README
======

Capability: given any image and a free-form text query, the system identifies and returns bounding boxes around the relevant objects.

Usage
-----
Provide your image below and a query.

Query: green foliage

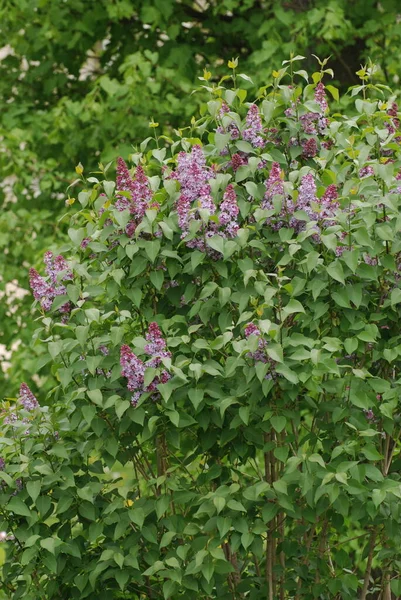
[2,58,401,598]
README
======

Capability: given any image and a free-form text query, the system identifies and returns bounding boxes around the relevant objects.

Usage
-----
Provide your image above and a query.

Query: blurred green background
[1,0,401,396]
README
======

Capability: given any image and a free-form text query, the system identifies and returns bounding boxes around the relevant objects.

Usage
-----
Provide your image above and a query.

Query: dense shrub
[5,0,401,394]
[2,57,401,599]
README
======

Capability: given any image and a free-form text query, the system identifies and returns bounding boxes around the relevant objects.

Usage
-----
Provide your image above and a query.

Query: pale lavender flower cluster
[29,251,72,314]
[19,383,39,411]
[242,104,264,148]
[263,170,339,235]
[385,102,399,135]
[144,322,172,368]
[314,82,328,114]
[2,383,38,437]
[300,113,320,135]
[359,165,374,178]
[261,162,295,230]
[115,158,153,237]
[219,184,239,238]
[364,254,378,266]
[120,323,171,406]
[174,145,215,238]
[244,323,269,364]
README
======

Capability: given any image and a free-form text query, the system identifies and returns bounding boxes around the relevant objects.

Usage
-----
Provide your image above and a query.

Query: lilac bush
[2,57,401,600]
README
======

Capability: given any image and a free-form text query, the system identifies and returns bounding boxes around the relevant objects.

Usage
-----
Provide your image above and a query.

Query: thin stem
[359,528,377,600]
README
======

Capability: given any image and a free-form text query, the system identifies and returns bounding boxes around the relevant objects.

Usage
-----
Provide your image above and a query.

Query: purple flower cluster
[19,383,39,411]
[386,102,399,135]
[302,138,318,158]
[219,184,239,238]
[120,323,171,406]
[314,82,328,114]
[263,171,339,234]
[115,158,153,237]
[244,323,269,364]
[359,165,374,178]
[242,104,264,148]
[144,322,172,367]
[174,145,215,237]
[29,251,72,314]
[230,153,247,172]
[300,113,320,135]
[262,163,295,229]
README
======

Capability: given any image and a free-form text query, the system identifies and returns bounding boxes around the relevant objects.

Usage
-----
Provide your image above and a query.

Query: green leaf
[326,261,345,285]
[282,299,305,317]
[270,416,287,433]
[199,281,218,299]
[27,480,41,503]
[8,497,31,517]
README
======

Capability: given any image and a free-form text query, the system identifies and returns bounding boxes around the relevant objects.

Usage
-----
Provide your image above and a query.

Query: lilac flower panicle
[174,145,215,237]
[231,153,247,171]
[302,138,318,158]
[262,162,284,205]
[120,345,145,406]
[29,251,72,314]
[115,158,152,220]
[300,113,319,135]
[219,184,239,238]
[29,268,54,311]
[244,323,269,364]
[314,82,328,114]
[242,104,264,148]
[297,173,317,218]
[359,165,374,178]
[19,383,39,411]
[244,323,261,338]
[144,322,172,367]
[121,323,172,405]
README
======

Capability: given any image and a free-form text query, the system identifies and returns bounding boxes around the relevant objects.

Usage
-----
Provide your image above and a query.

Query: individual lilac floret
[19,383,39,411]
[99,345,109,356]
[219,184,239,238]
[115,158,152,220]
[242,104,264,148]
